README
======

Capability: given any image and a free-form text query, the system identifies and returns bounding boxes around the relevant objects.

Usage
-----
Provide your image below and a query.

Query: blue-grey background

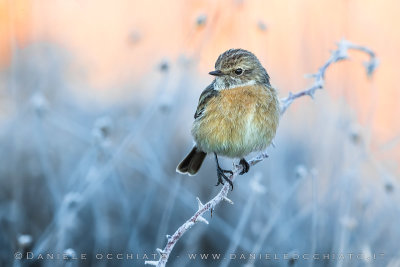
[1,1,400,267]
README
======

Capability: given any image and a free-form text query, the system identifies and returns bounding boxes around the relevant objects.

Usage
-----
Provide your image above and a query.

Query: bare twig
[145,154,268,267]
[146,39,377,267]
[279,38,378,114]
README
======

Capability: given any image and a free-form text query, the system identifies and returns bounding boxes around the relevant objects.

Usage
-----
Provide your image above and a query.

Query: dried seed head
[64,248,76,261]
[196,14,207,26]
[18,235,33,249]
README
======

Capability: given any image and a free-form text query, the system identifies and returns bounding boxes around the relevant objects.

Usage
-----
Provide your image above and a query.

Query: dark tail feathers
[176,146,207,176]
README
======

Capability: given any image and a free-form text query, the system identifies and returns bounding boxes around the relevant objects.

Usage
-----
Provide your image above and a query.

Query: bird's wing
[194,82,219,119]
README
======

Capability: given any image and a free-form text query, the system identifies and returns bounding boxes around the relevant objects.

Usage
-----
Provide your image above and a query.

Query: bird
[176,49,280,190]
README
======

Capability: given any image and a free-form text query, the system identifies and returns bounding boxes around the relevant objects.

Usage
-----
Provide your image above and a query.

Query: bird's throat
[213,78,256,91]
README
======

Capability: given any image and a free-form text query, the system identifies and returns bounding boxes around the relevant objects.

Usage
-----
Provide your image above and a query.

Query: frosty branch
[280,39,378,114]
[146,39,377,267]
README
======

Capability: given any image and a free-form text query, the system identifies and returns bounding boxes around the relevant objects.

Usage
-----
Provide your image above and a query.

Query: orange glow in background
[1,0,399,168]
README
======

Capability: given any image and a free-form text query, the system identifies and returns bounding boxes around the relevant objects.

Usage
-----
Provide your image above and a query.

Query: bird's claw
[215,173,224,186]
[239,158,250,175]
[216,167,233,190]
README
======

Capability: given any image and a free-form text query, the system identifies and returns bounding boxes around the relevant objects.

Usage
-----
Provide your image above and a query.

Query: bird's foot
[216,167,233,190]
[239,158,250,175]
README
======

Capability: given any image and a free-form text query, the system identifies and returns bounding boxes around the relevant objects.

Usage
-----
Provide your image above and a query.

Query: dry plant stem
[146,39,377,267]
[279,39,378,114]
[145,154,267,267]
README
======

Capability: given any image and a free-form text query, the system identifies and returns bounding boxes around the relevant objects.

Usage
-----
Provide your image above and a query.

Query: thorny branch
[145,39,378,267]
[279,39,378,114]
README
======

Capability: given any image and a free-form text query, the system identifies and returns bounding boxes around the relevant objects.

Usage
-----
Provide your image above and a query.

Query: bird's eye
[235,68,243,75]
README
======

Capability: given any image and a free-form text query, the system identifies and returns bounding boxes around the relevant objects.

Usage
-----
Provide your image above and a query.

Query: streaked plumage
[177,49,280,189]
[192,83,279,158]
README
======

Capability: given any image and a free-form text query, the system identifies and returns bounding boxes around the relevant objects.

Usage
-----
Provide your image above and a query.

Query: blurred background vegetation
[0,0,399,266]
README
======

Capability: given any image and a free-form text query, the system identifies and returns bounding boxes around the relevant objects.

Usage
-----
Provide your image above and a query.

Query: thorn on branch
[223,196,234,205]
[156,248,166,255]
[196,197,204,210]
[196,215,209,224]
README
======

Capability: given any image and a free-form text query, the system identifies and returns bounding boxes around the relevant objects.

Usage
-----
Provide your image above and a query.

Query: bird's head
[209,49,270,90]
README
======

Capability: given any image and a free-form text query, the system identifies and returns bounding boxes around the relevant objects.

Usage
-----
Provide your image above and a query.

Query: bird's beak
[209,70,224,76]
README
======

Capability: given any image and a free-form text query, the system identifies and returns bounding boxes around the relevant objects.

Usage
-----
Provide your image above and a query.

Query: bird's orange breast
[192,84,280,158]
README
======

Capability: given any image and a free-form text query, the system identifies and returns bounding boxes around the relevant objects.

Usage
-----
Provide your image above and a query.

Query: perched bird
[176,49,280,190]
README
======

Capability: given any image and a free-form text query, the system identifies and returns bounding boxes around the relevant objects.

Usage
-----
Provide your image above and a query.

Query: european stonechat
[177,49,280,190]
